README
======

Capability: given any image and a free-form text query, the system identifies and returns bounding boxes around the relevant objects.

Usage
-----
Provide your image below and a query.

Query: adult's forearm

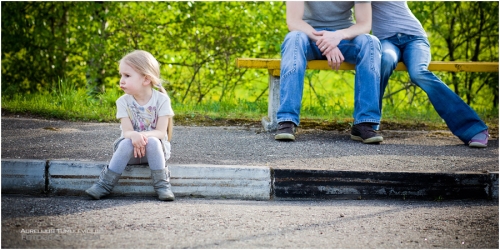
[337,22,371,41]
[287,20,321,42]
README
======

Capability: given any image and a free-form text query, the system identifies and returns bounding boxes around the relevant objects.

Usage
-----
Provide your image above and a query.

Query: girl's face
[119,61,149,96]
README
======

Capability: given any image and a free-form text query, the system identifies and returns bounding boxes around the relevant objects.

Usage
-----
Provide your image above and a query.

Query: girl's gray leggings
[108,138,165,174]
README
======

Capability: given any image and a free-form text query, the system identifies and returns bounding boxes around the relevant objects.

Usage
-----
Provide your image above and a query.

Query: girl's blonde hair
[120,50,173,141]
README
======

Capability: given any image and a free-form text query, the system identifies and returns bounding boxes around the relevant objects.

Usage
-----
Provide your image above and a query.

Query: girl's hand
[131,132,148,158]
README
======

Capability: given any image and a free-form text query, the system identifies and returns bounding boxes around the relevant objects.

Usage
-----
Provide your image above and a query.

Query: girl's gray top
[303,1,370,30]
[371,1,427,40]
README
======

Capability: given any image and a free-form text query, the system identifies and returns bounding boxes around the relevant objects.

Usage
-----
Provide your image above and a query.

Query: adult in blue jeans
[275,1,383,143]
[371,1,489,148]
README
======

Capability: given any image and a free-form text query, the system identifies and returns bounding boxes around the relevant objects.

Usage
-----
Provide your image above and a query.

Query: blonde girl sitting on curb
[86,50,175,201]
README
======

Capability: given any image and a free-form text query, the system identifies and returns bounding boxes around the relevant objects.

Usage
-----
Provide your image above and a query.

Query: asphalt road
[1,195,498,249]
[1,116,498,173]
[1,116,499,248]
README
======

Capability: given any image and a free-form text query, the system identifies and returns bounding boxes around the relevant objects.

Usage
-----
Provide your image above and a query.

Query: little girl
[86,50,175,201]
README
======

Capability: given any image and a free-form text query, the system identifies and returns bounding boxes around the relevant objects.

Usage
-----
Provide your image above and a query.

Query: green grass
[3,91,498,130]
[172,99,268,120]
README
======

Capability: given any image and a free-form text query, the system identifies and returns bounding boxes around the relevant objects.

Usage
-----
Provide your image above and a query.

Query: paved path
[1,116,498,173]
[1,195,498,248]
[1,116,498,248]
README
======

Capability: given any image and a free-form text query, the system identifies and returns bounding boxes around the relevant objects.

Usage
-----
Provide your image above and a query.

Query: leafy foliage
[1,1,498,114]
[385,2,499,108]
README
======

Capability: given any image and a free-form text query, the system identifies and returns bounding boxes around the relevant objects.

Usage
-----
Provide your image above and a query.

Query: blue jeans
[277,30,382,126]
[379,34,487,143]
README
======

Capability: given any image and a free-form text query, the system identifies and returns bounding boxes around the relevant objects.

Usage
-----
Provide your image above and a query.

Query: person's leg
[339,34,382,125]
[108,138,166,169]
[275,30,324,141]
[86,139,136,199]
[339,34,383,143]
[379,39,401,113]
[276,31,323,126]
[401,37,488,143]
[372,38,402,131]
[108,139,137,174]
[145,138,165,170]
[146,138,174,201]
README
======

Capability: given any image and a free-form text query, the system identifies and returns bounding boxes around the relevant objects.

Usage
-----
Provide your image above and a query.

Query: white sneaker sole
[275,133,295,141]
[469,142,487,148]
[351,135,383,144]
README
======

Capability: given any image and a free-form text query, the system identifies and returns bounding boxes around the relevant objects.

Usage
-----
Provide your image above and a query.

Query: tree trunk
[86,1,107,96]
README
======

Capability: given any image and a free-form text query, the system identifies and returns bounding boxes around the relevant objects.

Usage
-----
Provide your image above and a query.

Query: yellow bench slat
[237,58,499,76]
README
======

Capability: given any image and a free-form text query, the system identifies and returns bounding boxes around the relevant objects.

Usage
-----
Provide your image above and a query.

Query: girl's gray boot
[85,166,121,200]
[151,168,175,201]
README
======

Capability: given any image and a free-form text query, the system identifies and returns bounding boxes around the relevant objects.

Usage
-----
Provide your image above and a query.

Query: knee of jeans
[381,52,398,70]
[408,67,431,83]
[283,31,309,48]
[281,31,308,77]
[355,34,381,48]
[369,34,381,46]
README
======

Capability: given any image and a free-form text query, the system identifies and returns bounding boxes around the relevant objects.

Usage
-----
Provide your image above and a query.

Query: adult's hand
[325,47,345,71]
[313,30,345,56]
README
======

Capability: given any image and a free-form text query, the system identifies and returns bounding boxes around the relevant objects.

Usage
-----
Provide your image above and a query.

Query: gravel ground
[1,195,498,249]
[1,116,498,173]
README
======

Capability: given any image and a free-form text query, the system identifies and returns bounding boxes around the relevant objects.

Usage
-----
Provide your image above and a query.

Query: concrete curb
[1,159,498,201]
[2,159,271,200]
[273,169,499,200]
[1,159,46,194]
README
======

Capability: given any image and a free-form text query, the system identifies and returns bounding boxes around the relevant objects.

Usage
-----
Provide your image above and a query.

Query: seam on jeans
[354,34,380,78]
[277,118,298,126]
[367,35,380,77]
[345,36,378,76]
[354,119,379,125]
[281,32,305,79]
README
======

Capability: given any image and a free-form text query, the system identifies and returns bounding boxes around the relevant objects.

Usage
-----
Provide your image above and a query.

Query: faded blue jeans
[277,29,382,126]
[379,34,487,143]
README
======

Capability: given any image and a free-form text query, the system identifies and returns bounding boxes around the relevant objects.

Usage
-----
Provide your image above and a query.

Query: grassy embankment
[2,72,498,135]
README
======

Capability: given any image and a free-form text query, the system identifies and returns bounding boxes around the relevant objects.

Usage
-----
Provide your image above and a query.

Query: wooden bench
[236,58,499,131]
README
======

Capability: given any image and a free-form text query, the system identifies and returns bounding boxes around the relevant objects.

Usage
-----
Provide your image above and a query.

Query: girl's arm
[121,117,148,158]
[138,115,170,139]
[122,115,170,140]
[121,116,170,158]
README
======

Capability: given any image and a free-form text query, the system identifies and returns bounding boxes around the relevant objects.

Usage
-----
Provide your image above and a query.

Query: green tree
[398,2,499,108]
[2,1,497,112]
[85,1,109,96]
[2,2,72,94]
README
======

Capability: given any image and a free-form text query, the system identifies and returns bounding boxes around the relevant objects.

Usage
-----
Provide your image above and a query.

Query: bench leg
[262,74,280,131]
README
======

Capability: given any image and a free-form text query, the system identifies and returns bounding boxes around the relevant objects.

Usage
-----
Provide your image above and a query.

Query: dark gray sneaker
[351,123,383,144]
[275,122,296,141]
